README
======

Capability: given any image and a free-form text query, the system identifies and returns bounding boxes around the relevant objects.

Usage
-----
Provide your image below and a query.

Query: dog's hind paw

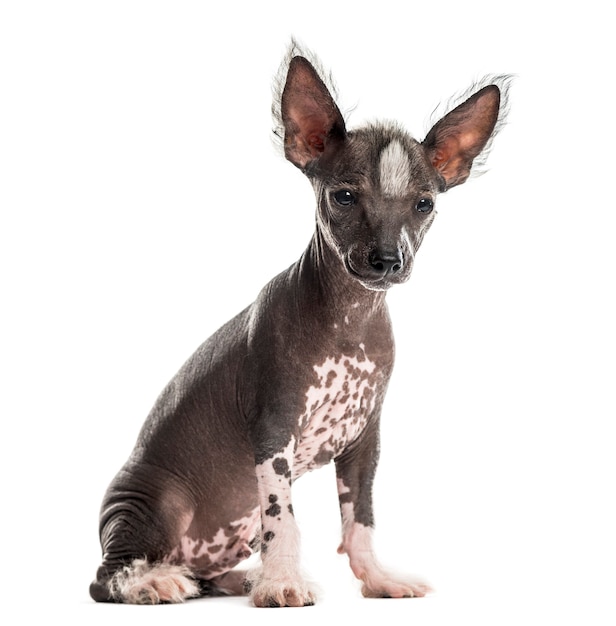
[108,559,200,604]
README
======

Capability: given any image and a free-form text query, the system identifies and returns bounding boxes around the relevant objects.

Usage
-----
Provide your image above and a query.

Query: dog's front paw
[248,569,316,607]
[360,572,432,599]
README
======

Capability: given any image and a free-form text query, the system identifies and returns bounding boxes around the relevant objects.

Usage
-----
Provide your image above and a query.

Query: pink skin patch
[295,346,378,475]
[164,508,261,576]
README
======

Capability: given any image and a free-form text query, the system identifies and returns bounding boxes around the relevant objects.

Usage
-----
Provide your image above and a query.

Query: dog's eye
[416,198,434,214]
[333,190,356,206]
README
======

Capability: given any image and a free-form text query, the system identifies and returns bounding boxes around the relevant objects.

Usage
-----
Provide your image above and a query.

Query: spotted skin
[91,43,507,607]
[163,507,260,575]
[288,347,379,476]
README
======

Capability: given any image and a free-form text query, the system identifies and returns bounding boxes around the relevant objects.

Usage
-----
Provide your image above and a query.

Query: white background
[1,1,614,624]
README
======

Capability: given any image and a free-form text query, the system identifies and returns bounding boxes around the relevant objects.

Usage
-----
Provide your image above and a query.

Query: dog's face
[308,125,441,291]
[277,53,503,292]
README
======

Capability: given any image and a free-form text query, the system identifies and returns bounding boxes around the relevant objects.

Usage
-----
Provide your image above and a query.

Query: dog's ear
[422,85,501,189]
[281,56,346,170]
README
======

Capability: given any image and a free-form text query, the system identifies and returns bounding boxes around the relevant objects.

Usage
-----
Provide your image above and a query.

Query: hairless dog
[90,41,510,607]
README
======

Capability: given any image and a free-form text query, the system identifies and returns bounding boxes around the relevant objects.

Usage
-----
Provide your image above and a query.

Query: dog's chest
[293,346,380,476]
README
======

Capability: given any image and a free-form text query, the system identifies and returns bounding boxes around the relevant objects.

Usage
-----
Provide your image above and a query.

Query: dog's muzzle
[345,244,412,290]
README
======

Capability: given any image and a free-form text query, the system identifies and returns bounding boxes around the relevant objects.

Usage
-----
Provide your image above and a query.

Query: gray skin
[90,49,504,606]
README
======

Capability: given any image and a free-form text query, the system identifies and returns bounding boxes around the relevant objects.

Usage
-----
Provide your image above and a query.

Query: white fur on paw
[247,567,316,607]
[109,559,200,604]
[360,572,432,599]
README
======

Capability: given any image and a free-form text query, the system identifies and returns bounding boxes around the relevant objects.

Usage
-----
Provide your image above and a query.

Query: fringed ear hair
[423,75,512,189]
[274,42,347,170]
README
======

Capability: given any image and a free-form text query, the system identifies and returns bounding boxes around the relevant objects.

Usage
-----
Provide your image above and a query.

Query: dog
[90,41,510,607]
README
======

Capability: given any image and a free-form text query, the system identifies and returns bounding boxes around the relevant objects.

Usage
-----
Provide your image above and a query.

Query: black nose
[369,248,403,275]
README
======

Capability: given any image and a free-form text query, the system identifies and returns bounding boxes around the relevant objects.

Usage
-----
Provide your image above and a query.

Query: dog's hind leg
[90,466,199,604]
[201,569,251,596]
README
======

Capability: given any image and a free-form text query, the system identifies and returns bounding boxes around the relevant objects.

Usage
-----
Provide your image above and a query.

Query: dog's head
[274,44,510,291]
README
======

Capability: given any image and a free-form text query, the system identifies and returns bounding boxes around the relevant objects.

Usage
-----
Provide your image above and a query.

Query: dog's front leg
[248,436,316,607]
[335,423,431,599]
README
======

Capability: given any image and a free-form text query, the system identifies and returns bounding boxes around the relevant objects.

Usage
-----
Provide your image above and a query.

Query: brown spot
[272,457,291,479]
[225,523,240,537]
[191,552,213,570]
[265,494,282,517]
[208,544,223,554]
[314,446,334,466]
